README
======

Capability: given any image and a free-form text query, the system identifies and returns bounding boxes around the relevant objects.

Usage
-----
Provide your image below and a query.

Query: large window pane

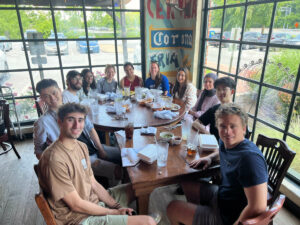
[286,136,300,176]
[61,41,89,67]
[4,42,28,70]
[3,71,32,97]
[258,87,291,130]
[206,9,223,39]
[223,6,244,41]
[91,40,116,66]
[273,1,299,47]
[243,4,273,44]
[204,41,219,69]
[32,69,64,91]
[54,10,85,38]
[15,98,38,122]
[238,46,264,81]
[219,43,239,74]
[20,10,53,39]
[115,12,140,38]
[264,48,299,89]
[87,11,114,38]
[253,121,283,143]
[117,40,141,64]
[235,79,258,116]
[0,10,21,39]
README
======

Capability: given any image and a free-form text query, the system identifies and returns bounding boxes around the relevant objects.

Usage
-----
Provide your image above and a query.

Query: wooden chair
[0,99,21,158]
[35,98,48,116]
[34,165,57,225]
[256,134,296,206]
[239,194,285,225]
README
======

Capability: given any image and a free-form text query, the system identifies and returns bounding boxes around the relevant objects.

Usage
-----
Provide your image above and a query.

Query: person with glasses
[167,103,268,225]
[97,64,118,94]
[78,68,98,101]
[172,67,197,111]
[192,76,236,142]
[188,73,220,120]
[62,70,83,104]
[145,61,171,96]
[120,62,143,91]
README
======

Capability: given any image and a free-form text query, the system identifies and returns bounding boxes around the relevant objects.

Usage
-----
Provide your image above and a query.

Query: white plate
[171,103,181,111]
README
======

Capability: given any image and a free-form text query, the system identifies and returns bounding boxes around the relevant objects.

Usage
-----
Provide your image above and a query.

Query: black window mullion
[216,1,226,77]
[112,0,120,83]
[15,0,37,100]
[198,0,209,90]
[82,0,92,69]
[140,0,145,80]
[49,0,65,89]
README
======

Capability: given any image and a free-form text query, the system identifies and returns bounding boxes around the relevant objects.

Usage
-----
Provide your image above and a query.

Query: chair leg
[0,142,7,150]
[10,141,21,159]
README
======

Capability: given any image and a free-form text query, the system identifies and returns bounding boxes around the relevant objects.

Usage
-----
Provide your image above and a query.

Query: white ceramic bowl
[159,131,174,142]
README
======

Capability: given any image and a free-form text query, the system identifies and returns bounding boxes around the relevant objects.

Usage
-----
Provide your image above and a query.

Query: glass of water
[157,141,169,168]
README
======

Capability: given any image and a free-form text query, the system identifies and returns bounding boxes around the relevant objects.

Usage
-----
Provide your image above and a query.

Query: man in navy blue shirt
[167,103,268,225]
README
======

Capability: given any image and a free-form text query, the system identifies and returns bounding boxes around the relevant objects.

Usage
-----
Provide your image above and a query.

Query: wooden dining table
[92,98,186,144]
[114,126,220,214]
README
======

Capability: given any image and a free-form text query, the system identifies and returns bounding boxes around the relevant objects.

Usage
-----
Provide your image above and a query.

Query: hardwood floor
[0,139,299,225]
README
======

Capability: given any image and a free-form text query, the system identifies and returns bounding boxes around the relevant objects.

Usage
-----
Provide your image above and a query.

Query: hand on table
[189,156,212,170]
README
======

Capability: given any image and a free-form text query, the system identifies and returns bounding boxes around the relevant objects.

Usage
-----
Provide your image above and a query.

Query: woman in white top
[78,68,98,101]
[172,67,197,111]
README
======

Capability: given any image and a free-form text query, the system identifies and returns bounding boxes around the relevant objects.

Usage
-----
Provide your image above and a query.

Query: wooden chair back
[34,165,57,225]
[239,194,285,225]
[256,134,296,205]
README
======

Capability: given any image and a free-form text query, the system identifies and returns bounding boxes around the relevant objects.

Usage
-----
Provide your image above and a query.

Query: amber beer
[187,143,197,156]
[125,122,134,139]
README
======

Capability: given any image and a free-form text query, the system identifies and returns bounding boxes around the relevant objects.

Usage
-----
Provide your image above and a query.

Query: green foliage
[248,49,300,116]
[209,0,300,30]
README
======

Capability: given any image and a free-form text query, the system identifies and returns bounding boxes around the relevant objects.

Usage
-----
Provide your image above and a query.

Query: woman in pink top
[188,73,220,120]
[120,62,143,91]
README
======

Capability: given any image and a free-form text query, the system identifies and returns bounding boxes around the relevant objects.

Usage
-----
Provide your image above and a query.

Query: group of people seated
[34,62,269,225]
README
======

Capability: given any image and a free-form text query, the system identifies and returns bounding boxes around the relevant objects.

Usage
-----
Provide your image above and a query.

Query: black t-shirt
[198,104,221,141]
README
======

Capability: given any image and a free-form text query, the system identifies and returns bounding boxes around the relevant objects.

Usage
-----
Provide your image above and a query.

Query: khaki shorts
[80,184,129,225]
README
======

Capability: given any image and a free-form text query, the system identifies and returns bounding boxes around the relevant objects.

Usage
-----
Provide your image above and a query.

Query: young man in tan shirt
[37,103,156,225]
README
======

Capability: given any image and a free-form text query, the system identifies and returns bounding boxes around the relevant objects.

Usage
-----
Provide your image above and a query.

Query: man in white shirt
[62,70,82,103]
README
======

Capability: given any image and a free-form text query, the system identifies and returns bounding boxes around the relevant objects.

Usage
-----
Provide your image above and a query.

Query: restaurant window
[200,0,300,184]
[0,0,143,123]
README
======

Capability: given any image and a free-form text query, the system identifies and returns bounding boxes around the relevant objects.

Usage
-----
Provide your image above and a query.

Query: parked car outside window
[76,36,100,54]
[45,33,69,55]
